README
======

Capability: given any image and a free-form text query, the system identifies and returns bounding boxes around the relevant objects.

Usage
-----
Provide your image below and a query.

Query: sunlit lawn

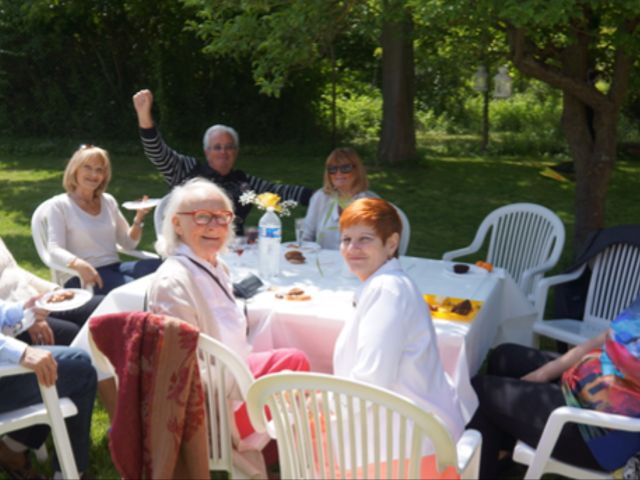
[1,134,639,478]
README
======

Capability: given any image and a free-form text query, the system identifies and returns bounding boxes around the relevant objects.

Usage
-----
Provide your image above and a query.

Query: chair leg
[40,387,79,479]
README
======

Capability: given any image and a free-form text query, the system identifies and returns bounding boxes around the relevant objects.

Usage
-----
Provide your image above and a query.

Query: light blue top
[0,300,28,364]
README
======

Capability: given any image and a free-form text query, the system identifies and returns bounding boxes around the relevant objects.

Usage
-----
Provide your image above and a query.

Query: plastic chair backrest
[247,372,465,480]
[444,203,565,298]
[197,333,257,475]
[153,193,171,240]
[31,200,79,286]
[582,243,640,332]
[0,365,79,479]
[391,204,411,256]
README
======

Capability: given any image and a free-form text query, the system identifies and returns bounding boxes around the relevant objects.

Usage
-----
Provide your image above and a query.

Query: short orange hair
[322,147,369,195]
[62,145,112,196]
[339,198,402,257]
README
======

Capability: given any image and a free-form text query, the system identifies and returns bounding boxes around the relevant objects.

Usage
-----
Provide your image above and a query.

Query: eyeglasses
[327,164,354,175]
[177,209,235,226]
[207,143,237,152]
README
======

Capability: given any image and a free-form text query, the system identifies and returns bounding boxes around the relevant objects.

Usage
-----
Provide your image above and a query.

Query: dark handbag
[232,273,264,299]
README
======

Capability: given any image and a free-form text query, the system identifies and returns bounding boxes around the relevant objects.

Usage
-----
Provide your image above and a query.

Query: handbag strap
[181,255,235,304]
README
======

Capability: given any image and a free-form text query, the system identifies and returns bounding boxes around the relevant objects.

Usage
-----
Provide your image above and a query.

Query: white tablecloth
[72,246,536,420]
[227,247,536,421]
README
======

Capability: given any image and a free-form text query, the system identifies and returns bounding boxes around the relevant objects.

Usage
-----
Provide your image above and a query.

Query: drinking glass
[295,218,305,245]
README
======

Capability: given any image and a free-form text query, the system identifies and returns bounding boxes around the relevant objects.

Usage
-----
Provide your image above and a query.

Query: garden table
[71,245,536,420]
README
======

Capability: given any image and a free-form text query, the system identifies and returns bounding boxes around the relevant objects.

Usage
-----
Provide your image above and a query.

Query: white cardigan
[302,190,378,249]
[333,258,465,442]
[0,238,56,302]
[47,193,139,268]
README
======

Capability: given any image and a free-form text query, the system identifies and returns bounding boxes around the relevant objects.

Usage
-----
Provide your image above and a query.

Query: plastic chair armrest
[0,364,32,377]
[442,245,478,262]
[532,264,587,321]
[526,406,640,479]
[456,429,482,479]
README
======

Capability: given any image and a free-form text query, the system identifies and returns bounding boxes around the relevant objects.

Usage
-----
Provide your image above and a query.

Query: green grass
[1,134,639,478]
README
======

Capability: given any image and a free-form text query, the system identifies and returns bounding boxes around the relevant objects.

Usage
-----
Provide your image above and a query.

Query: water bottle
[258,207,281,278]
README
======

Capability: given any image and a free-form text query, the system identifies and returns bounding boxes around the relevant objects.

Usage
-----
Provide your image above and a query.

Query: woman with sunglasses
[46,145,161,294]
[149,178,309,470]
[301,147,378,249]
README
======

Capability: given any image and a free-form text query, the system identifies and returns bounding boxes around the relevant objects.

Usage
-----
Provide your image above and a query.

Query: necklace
[71,192,101,215]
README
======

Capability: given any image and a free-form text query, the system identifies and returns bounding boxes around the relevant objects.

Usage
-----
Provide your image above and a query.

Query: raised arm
[247,174,313,207]
[132,89,198,187]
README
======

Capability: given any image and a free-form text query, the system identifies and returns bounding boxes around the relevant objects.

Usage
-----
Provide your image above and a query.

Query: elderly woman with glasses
[148,178,309,448]
[46,145,161,295]
[301,147,378,249]
[334,198,465,456]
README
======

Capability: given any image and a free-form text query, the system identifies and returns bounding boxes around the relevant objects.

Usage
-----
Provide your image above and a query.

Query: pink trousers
[235,348,310,438]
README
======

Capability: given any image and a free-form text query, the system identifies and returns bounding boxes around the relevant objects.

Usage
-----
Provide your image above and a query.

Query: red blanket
[90,311,209,479]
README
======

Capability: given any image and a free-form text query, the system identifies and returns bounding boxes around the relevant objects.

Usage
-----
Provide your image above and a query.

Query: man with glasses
[132,89,313,234]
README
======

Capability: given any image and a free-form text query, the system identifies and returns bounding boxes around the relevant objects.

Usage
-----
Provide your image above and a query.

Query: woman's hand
[133,195,152,224]
[20,346,58,387]
[71,258,104,289]
[132,89,154,128]
[27,319,54,345]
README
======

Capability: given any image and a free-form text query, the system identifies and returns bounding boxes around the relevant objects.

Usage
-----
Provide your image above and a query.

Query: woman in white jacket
[334,198,465,469]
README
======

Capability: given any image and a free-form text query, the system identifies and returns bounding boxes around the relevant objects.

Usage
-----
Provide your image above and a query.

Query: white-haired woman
[148,177,310,441]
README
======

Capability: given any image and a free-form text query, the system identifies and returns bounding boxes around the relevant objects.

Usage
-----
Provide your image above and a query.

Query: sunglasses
[177,209,235,226]
[327,164,354,175]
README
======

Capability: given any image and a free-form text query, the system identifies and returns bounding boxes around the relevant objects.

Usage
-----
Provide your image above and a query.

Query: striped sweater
[139,126,313,234]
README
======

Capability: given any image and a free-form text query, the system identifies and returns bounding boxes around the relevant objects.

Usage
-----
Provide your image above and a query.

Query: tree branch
[608,18,639,108]
[507,25,611,112]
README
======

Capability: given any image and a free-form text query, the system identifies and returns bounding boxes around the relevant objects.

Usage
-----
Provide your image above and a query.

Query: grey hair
[202,124,240,151]
[155,177,235,258]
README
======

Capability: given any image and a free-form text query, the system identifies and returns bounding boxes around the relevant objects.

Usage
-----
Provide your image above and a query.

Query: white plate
[122,198,162,210]
[36,289,92,312]
[283,241,321,253]
[272,285,318,306]
[443,263,489,278]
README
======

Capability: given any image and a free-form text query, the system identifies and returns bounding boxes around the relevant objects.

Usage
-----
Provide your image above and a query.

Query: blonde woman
[46,145,161,294]
[302,148,378,249]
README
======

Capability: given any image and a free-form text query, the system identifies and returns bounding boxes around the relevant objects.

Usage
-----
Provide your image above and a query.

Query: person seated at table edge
[147,177,310,459]
[468,294,640,478]
[302,147,378,249]
[335,198,465,445]
[0,298,97,479]
[1,237,103,346]
[132,88,314,235]
[45,144,161,295]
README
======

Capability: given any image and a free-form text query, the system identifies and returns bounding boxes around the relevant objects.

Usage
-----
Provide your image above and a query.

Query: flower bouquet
[239,191,297,217]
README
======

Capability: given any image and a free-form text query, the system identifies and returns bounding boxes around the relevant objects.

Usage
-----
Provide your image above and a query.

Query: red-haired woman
[333,198,465,462]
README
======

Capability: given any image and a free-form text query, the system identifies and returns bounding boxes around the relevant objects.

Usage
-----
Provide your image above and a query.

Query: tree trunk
[378,0,416,164]
[506,20,634,254]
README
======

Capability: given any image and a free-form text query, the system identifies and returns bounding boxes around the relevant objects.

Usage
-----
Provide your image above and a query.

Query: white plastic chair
[247,372,482,479]
[0,365,79,479]
[513,406,640,479]
[31,199,159,287]
[442,202,565,300]
[533,243,640,346]
[153,193,171,240]
[197,334,270,478]
[391,203,411,256]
